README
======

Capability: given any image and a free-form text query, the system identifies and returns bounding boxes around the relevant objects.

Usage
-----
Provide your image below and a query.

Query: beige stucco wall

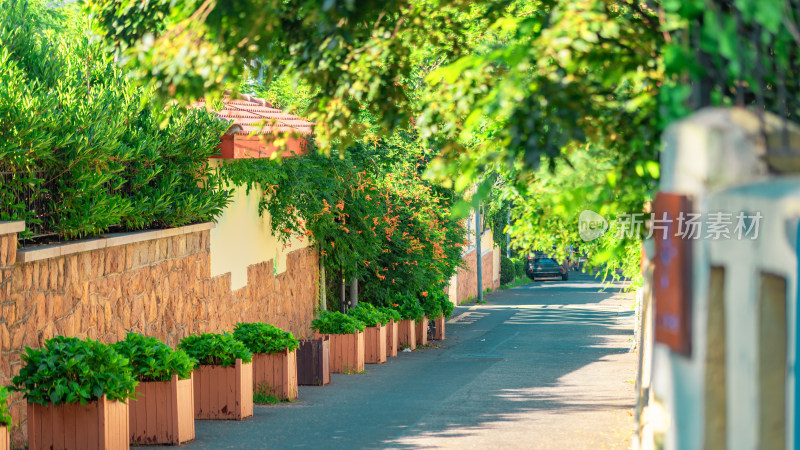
[447,275,457,304]
[209,159,311,290]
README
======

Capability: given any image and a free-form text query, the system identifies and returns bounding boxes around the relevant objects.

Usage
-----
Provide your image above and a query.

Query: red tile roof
[194,91,314,136]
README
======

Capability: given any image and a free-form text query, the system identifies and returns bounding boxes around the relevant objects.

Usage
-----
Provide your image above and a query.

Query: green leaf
[178,333,253,367]
[311,311,366,334]
[112,332,196,381]
[233,323,299,354]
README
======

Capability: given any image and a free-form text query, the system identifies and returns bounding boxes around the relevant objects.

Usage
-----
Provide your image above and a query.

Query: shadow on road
[384,272,635,448]
[173,272,636,449]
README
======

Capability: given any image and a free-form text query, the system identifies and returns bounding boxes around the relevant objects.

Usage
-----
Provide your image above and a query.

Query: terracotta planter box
[193,359,253,420]
[385,319,399,357]
[252,349,298,400]
[415,317,429,346]
[27,395,129,450]
[129,374,195,445]
[432,316,446,340]
[314,331,365,373]
[364,325,387,364]
[297,337,330,386]
[397,319,416,350]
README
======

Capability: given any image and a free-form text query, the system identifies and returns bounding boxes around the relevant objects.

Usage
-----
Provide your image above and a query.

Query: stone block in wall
[0,323,8,350]
[2,269,10,299]
[105,247,126,275]
[11,268,24,293]
[0,234,16,268]
[0,236,6,267]
[90,250,105,278]
[76,252,91,282]
[3,302,14,326]
[125,244,136,271]
[6,236,14,267]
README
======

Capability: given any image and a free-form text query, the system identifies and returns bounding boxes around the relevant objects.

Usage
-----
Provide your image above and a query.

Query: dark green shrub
[0,386,11,427]
[420,291,443,318]
[513,258,526,279]
[311,310,366,334]
[435,291,455,318]
[233,323,299,354]
[178,333,253,367]
[500,256,515,284]
[11,336,138,405]
[377,306,401,322]
[112,332,196,382]
[394,294,425,321]
[348,303,389,327]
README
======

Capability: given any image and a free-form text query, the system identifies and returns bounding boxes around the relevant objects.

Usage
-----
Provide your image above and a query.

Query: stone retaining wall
[0,222,318,445]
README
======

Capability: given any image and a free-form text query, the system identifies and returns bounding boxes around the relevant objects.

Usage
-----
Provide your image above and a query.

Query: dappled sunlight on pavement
[386,273,636,449]
[169,272,636,449]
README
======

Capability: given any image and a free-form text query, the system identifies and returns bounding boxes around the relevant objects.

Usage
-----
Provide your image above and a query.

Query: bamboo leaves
[0,1,230,241]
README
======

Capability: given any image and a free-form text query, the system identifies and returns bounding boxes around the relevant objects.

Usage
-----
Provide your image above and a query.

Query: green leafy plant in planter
[420,291,444,319]
[378,306,401,323]
[437,290,455,319]
[348,303,389,328]
[233,322,300,354]
[11,336,138,405]
[0,386,11,428]
[178,333,253,367]
[311,311,366,334]
[112,332,196,382]
[394,295,424,322]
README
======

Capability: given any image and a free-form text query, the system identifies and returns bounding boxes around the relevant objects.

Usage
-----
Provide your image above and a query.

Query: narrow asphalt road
[161,271,636,449]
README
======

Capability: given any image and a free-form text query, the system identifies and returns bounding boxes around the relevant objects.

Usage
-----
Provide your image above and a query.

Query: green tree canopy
[85,0,800,278]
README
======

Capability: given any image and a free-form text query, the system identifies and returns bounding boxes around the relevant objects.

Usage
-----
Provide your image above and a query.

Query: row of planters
[311,291,454,376]
[0,293,453,449]
[4,322,299,449]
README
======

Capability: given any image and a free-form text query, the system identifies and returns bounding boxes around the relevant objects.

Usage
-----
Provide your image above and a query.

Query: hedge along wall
[0,221,318,443]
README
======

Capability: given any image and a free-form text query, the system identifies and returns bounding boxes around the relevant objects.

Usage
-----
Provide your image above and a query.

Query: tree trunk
[319,249,327,311]
[476,199,483,302]
[340,269,346,313]
[506,207,511,258]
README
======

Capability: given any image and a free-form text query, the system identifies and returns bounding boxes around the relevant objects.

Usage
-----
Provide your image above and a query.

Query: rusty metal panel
[653,192,693,356]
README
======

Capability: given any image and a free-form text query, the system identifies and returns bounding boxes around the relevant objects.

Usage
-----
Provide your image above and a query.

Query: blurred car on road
[526,257,568,281]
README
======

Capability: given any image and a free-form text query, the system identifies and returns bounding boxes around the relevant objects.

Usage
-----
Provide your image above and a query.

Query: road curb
[447,304,481,323]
